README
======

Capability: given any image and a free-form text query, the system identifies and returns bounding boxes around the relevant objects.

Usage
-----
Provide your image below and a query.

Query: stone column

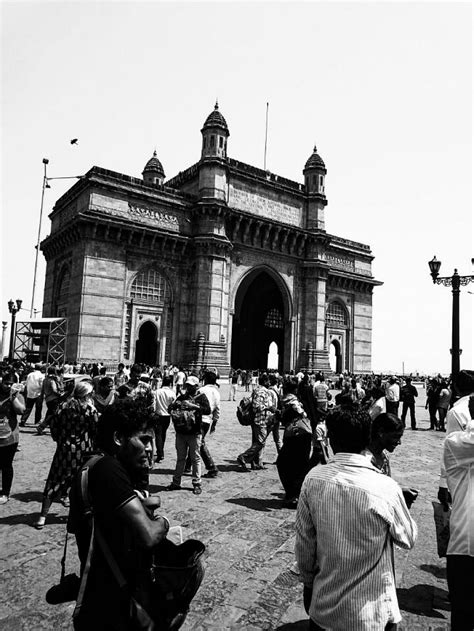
[298,262,331,372]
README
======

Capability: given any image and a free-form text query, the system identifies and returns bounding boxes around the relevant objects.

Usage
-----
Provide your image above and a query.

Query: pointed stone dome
[142,150,165,178]
[202,101,229,134]
[304,145,325,170]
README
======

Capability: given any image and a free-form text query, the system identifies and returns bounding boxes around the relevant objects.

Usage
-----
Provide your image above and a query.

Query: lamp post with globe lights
[7,299,22,361]
[428,256,474,377]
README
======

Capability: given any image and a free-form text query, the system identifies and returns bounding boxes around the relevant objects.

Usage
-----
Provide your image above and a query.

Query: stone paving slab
[0,385,451,629]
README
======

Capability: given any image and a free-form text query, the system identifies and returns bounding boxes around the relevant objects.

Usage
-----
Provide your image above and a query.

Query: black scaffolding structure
[13,318,68,365]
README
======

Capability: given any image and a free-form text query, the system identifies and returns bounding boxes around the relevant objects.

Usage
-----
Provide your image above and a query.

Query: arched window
[55,267,70,317]
[326,301,348,327]
[131,268,169,304]
[264,308,284,329]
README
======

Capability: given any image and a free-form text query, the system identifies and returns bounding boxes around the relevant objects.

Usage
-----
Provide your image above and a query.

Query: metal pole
[263,102,269,171]
[451,270,461,377]
[30,159,49,317]
[8,312,16,361]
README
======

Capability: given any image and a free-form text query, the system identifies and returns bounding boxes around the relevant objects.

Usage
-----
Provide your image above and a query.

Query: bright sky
[1,1,472,374]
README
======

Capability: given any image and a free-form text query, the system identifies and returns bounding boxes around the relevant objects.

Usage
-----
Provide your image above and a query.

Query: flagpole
[264,102,269,170]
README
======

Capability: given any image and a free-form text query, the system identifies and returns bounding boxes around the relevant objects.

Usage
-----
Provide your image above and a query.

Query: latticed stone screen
[265,308,284,329]
[131,269,168,303]
[326,301,348,326]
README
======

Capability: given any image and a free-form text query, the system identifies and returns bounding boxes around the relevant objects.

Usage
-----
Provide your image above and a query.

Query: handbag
[45,532,81,604]
[73,457,205,631]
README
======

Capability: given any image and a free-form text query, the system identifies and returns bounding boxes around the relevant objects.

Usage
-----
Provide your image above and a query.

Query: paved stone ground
[0,386,451,630]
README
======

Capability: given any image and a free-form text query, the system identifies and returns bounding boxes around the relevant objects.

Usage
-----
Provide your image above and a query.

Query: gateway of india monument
[41,103,382,374]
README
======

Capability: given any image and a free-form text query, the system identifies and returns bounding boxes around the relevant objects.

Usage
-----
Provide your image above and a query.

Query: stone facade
[41,103,382,373]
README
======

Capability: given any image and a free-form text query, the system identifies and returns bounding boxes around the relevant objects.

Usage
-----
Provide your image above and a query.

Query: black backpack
[170,398,200,434]
[236,394,255,426]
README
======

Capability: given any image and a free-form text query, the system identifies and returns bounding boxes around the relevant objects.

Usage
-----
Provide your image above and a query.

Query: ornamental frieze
[128,203,180,231]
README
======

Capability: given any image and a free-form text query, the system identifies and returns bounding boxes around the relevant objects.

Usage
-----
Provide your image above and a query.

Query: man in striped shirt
[295,406,417,631]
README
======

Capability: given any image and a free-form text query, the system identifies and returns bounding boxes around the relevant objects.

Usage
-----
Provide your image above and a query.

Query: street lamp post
[7,299,22,361]
[428,256,474,377]
[30,159,49,318]
[30,159,83,318]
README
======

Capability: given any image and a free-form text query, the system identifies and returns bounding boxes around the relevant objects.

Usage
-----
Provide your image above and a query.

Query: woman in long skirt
[277,376,312,508]
[34,380,97,529]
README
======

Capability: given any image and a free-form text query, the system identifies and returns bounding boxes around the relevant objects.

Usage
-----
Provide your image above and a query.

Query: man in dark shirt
[400,377,419,430]
[70,398,169,630]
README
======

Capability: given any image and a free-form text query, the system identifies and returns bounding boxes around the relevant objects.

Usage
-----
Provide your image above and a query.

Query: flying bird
[70,138,79,145]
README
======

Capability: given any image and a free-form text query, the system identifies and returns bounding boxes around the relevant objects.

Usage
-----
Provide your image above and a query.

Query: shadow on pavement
[10,491,44,503]
[275,621,309,630]
[149,484,194,493]
[219,461,250,473]
[150,468,175,476]
[420,563,447,579]
[0,513,68,527]
[397,584,450,617]
[226,497,286,512]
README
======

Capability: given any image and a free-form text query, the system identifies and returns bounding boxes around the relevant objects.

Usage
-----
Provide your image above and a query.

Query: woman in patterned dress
[34,380,97,529]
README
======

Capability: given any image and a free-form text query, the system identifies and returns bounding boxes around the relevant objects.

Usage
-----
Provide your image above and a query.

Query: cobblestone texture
[0,386,451,630]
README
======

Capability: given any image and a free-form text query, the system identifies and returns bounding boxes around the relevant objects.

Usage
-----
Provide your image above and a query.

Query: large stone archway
[231,269,291,371]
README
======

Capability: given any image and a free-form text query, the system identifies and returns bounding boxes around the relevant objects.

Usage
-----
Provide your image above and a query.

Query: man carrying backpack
[237,373,275,471]
[68,398,170,630]
[167,376,211,495]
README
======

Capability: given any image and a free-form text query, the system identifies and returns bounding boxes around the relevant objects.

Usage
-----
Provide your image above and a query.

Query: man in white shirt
[313,372,329,412]
[385,377,400,416]
[443,394,474,629]
[153,375,176,463]
[295,406,417,631]
[195,371,220,478]
[19,364,45,427]
[174,367,186,395]
[438,370,474,508]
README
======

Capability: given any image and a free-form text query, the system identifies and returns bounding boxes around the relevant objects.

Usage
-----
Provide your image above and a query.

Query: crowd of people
[1,357,474,630]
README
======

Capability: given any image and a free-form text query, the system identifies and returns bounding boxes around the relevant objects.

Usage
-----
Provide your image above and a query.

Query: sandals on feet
[34,516,46,530]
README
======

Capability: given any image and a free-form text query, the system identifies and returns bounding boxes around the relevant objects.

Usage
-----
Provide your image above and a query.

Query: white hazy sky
[1,1,472,374]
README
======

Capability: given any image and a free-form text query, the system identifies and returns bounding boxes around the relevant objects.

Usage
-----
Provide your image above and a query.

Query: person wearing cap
[167,375,211,495]
[19,363,45,427]
[34,380,98,529]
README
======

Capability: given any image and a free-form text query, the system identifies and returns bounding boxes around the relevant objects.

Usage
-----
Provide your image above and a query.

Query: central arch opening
[135,321,158,366]
[231,270,286,371]
[329,339,343,374]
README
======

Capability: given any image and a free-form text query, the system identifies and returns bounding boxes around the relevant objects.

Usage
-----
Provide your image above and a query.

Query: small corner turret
[201,101,229,160]
[198,102,229,201]
[142,150,165,185]
[304,144,328,231]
